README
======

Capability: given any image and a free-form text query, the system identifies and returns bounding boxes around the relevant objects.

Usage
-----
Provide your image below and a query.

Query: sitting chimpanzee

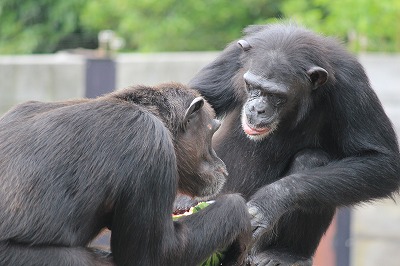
[0,82,251,266]
[187,23,400,265]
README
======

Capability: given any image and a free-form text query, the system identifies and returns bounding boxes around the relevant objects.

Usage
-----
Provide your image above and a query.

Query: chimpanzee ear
[307,66,328,89]
[237,39,252,51]
[307,66,328,90]
[183,97,204,124]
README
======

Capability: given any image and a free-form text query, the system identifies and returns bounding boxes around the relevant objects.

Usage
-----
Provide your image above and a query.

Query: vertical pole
[335,207,351,266]
[85,58,116,98]
[85,57,115,250]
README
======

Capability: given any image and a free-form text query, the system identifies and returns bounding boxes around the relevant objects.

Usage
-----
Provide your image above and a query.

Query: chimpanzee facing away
[0,83,251,266]
[188,23,400,265]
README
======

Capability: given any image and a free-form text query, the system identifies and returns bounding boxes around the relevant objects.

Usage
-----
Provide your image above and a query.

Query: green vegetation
[281,0,400,52]
[0,0,97,54]
[0,0,399,54]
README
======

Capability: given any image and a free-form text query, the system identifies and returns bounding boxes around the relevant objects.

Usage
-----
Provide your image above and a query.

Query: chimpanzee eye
[245,80,252,91]
[249,89,261,99]
[268,94,286,106]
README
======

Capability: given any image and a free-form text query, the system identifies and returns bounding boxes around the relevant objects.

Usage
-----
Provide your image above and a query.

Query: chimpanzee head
[175,96,228,199]
[113,83,227,199]
[236,25,331,141]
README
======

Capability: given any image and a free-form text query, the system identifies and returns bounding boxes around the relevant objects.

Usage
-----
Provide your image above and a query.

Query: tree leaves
[1,0,399,54]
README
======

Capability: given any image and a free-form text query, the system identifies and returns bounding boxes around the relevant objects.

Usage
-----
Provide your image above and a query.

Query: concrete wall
[0,52,217,114]
[0,54,85,113]
[1,52,400,266]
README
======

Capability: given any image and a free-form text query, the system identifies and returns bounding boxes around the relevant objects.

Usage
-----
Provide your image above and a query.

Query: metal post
[335,207,351,266]
[85,58,116,98]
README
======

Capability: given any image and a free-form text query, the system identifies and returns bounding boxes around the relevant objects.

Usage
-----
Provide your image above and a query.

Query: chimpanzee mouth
[241,112,277,141]
[242,123,270,135]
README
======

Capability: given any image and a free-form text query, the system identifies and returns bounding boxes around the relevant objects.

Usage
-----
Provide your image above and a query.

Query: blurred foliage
[0,0,98,54]
[80,0,280,51]
[0,0,399,54]
[281,0,400,52]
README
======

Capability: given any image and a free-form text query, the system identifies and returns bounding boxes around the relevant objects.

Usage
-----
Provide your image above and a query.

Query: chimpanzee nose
[254,99,266,114]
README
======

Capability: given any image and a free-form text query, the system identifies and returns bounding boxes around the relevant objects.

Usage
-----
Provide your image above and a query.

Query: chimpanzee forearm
[290,154,400,207]
[170,194,251,265]
[248,152,400,235]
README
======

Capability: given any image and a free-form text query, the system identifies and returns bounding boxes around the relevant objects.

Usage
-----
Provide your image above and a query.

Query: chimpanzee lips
[241,114,270,136]
[241,111,276,141]
[242,122,270,136]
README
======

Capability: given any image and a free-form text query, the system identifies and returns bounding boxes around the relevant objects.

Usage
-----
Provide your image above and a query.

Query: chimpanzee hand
[208,194,252,266]
[247,203,274,241]
[221,224,253,266]
[246,250,312,266]
[246,181,296,241]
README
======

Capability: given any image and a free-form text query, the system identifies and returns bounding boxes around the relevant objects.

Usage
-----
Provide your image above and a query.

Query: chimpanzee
[0,82,252,266]
[188,23,400,265]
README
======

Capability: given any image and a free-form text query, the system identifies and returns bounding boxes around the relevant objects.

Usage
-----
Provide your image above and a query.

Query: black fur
[0,82,251,266]
[189,23,400,265]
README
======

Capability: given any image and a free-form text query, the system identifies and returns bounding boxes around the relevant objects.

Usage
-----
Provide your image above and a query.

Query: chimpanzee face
[175,97,227,199]
[238,40,328,141]
[241,71,289,141]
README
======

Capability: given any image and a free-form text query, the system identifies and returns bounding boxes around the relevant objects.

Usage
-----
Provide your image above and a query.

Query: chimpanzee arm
[248,111,400,240]
[109,118,251,266]
[112,190,251,265]
[249,152,400,239]
[171,194,251,265]
[189,42,245,117]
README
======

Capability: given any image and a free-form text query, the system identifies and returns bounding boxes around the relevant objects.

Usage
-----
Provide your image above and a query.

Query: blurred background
[1,0,400,265]
[1,0,399,54]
